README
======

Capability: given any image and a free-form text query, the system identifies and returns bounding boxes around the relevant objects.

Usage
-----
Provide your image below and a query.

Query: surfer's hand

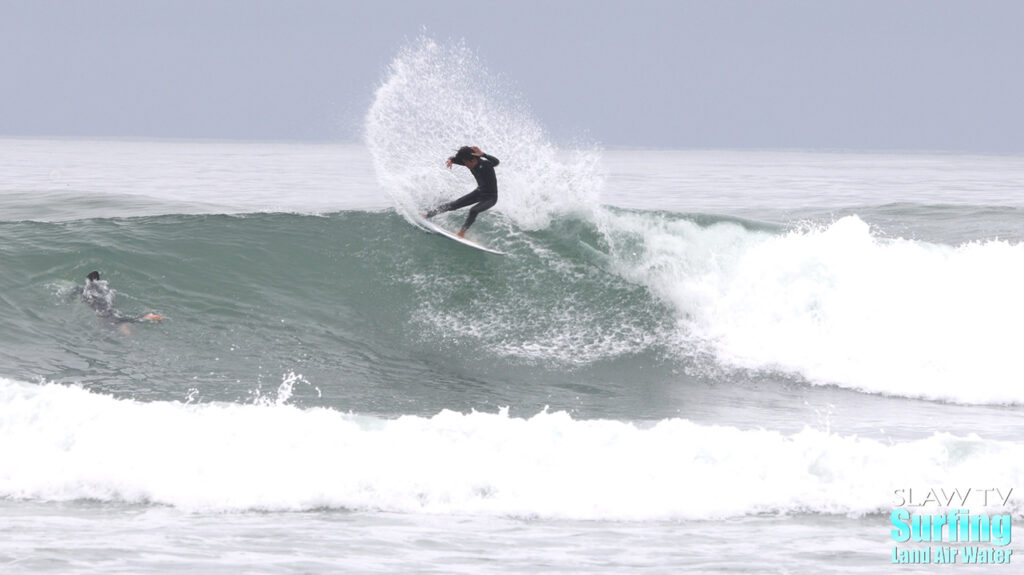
[470,146,483,156]
[142,313,163,322]
[445,158,453,169]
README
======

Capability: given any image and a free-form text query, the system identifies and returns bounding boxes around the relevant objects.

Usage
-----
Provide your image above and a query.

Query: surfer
[71,270,163,325]
[425,146,500,238]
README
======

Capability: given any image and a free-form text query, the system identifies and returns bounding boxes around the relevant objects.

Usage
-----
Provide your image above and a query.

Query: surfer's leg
[426,190,481,218]
[458,196,497,236]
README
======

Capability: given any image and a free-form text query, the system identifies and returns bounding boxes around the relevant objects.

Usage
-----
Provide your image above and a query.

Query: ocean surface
[4,40,1024,573]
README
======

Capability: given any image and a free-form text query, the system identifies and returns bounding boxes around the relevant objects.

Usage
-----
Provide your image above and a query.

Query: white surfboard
[414,215,507,256]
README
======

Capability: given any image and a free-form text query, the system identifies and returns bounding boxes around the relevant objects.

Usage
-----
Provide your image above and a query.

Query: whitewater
[2,38,1023,573]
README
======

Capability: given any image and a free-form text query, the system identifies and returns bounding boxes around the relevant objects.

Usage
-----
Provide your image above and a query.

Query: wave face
[5,207,1024,410]
[0,210,675,413]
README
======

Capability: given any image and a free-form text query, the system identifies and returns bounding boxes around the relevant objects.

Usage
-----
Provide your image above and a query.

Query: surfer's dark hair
[87,270,101,282]
[451,146,475,165]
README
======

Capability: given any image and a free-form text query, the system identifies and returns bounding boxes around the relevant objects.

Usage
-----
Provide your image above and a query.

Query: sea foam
[3,378,1022,519]
[605,212,1024,404]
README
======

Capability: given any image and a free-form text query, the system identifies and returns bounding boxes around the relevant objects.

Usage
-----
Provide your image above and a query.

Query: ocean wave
[4,208,1024,406]
[3,378,1021,519]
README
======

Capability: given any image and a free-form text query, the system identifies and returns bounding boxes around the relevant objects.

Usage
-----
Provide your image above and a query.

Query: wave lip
[3,378,1022,519]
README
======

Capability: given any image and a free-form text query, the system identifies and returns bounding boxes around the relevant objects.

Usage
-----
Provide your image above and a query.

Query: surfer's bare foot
[457,230,466,238]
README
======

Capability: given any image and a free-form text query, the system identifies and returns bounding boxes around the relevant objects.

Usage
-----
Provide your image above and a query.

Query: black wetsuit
[426,153,500,232]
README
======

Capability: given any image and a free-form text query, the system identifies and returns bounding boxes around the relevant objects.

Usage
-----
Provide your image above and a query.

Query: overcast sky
[2,0,1022,152]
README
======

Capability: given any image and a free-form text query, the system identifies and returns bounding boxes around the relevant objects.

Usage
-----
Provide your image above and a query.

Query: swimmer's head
[86,271,101,282]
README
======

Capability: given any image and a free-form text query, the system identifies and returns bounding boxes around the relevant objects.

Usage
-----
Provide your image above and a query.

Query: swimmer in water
[70,270,163,325]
